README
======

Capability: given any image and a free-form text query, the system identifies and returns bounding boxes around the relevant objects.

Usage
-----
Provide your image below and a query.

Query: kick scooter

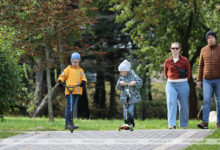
[64,84,80,133]
[118,85,133,131]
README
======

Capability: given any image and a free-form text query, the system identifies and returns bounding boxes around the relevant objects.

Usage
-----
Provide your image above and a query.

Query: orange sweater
[164,55,191,80]
[197,44,220,82]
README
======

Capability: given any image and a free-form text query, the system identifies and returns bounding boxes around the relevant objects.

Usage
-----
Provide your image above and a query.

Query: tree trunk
[180,10,198,118]
[136,69,148,120]
[33,59,43,110]
[108,76,117,118]
[182,11,193,58]
[93,68,106,108]
[58,38,65,71]
[188,76,198,118]
[148,77,152,101]
[44,39,54,122]
[33,84,62,117]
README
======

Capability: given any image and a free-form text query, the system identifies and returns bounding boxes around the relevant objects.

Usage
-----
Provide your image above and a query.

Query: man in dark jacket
[197,31,220,129]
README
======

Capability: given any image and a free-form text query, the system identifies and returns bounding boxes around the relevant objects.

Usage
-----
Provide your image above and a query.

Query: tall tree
[0,0,96,119]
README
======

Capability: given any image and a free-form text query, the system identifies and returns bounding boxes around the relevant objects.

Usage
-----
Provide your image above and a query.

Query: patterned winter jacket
[116,70,143,104]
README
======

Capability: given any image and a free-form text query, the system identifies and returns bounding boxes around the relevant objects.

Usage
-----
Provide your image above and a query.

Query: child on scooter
[116,60,143,129]
[58,52,87,130]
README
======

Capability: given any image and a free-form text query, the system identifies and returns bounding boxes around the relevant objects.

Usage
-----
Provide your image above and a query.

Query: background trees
[0,0,219,120]
[0,0,96,121]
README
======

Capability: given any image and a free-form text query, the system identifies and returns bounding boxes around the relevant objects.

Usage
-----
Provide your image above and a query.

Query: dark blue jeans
[123,103,134,122]
[65,95,79,125]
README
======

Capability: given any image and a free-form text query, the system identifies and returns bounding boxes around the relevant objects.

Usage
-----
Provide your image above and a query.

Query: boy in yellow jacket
[58,52,87,129]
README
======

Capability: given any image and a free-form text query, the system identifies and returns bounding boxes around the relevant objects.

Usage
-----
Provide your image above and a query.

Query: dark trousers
[65,95,79,125]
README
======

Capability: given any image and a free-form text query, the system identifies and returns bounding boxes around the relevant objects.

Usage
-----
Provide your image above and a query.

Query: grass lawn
[185,129,220,150]
[0,116,219,131]
[0,116,220,150]
[0,131,21,139]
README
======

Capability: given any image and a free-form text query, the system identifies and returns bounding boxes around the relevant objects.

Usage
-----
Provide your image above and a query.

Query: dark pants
[65,95,79,125]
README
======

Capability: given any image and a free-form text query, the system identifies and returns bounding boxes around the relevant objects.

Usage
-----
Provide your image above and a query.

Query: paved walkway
[0,129,214,150]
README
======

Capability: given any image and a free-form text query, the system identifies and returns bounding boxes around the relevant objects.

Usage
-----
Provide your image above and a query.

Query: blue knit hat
[70,52,81,62]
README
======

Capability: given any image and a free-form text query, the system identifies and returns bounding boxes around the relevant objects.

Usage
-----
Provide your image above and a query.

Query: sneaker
[72,123,79,129]
[168,126,176,129]
[197,121,208,129]
[73,125,79,129]
[65,124,73,129]
[217,124,220,129]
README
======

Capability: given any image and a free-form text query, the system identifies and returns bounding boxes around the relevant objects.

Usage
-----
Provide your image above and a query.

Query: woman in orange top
[164,42,191,129]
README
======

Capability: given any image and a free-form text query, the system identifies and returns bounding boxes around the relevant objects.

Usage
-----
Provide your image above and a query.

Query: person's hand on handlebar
[58,80,63,88]
[128,81,136,86]
[80,80,86,87]
[120,81,126,86]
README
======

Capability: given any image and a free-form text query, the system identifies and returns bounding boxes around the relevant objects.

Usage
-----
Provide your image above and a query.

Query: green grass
[0,117,168,131]
[0,132,21,139]
[0,116,219,131]
[185,129,220,150]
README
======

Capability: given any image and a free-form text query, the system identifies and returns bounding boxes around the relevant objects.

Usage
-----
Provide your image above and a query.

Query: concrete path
[0,129,214,150]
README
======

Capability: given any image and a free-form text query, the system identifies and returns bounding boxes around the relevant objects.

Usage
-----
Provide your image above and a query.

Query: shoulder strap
[168,57,180,70]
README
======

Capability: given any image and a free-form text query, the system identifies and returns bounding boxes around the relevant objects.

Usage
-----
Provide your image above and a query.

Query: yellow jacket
[58,65,87,95]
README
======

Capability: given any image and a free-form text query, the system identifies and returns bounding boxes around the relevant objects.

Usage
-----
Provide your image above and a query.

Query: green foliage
[0,26,24,116]
[110,0,220,73]
[143,100,167,119]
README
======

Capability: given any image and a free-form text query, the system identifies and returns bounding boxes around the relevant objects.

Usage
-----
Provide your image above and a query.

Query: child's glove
[80,80,86,87]
[58,80,63,88]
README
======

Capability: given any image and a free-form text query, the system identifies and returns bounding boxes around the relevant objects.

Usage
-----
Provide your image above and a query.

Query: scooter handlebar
[63,84,81,93]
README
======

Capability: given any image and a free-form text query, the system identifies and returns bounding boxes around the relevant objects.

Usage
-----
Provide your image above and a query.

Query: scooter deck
[118,124,133,131]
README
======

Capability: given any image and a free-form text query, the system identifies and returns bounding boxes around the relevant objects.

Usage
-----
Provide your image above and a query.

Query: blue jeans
[166,81,189,127]
[202,79,220,124]
[123,103,134,122]
[65,95,79,125]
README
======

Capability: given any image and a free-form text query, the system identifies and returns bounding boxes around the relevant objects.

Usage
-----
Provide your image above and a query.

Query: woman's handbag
[174,64,188,78]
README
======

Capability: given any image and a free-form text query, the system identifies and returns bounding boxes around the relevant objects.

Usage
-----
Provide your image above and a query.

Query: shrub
[0,26,24,116]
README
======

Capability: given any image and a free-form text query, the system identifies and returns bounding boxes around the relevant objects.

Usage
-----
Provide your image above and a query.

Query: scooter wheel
[70,129,73,133]
[130,125,133,131]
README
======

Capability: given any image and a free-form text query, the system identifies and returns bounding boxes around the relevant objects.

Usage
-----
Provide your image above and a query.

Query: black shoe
[71,122,79,129]
[65,124,73,129]
[197,121,208,129]
[73,125,79,129]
